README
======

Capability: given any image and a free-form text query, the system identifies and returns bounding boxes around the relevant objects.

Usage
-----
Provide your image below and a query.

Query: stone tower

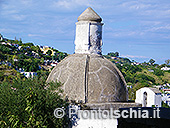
[47,7,142,128]
[47,7,128,103]
[75,7,103,55]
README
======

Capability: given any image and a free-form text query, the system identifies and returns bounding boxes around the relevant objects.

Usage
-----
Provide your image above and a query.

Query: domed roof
[78,7,102,22]
[47,54,128,103]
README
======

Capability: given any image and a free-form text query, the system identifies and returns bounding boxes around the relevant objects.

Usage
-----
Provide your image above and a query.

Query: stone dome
[46,54,128,103]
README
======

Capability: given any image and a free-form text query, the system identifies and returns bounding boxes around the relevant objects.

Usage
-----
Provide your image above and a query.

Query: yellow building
[40,46,55,56]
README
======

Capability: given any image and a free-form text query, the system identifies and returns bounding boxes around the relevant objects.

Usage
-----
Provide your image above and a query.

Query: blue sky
[0,0,170,64]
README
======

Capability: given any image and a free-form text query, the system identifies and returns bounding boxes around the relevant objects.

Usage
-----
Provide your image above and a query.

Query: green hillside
[1,34,170,127]
[0,35,67,83]
[0,35,170,100]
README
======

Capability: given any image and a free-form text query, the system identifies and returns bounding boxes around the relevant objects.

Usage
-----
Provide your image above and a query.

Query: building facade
[135,87,162,107]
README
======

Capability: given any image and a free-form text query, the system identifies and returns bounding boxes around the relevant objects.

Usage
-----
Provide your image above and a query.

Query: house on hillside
[12,44,19,48]
[21,72,37,78]
[153,85,163,90]
[163,89,170,94]
[161,67,170,71]
[18,46,22,50]
[135,87,162,107]
[7,42,12,46]
[39,45,56,56]
[148,69,154,72]
[162,93,170,106]
[111,57,117,60]
[131,62,140,65]
[1,42,6,45]
[51,62,57,67]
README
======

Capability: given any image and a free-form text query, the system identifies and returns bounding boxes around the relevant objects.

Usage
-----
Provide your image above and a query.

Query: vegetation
[0,35,70,127]
[165,59,170,65]
[104,52,131,64]
[101,52,170,100]
[1,34,170,126]
[149,59,155,65]
[107,52,119,57]
[162,101,170,108]
[0,37,68,73]
[0,73,70,127]
[115,62,170,100]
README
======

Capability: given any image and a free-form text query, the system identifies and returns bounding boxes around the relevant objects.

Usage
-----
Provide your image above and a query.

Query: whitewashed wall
[135,88,162,107]
[74,21,103,55]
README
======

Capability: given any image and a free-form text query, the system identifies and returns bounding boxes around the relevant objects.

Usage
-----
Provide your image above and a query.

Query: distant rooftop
[78,7,102,22]
[147,87,161,94]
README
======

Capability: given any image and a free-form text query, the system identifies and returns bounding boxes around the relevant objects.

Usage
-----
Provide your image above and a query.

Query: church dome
[47,7,128,103]
[46,54,128,103]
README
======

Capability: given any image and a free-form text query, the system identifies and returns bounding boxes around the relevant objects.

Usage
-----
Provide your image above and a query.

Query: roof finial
[78,7,102,22]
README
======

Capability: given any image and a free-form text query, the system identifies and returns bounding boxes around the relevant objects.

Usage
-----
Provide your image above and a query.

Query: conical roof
[78,7,102,22]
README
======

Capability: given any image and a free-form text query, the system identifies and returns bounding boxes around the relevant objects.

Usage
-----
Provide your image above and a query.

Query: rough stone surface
[75,22,103,55]
[85,102,142,110]
[46,54,128,103]
[78,7,102,22]
[75,7,103,55]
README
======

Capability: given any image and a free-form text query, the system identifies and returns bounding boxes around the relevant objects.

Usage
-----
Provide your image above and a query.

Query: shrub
[135,74,155,84]
[154,69,164,76]
[0,77,69,127]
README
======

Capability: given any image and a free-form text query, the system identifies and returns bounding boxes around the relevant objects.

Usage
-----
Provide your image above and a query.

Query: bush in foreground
[0,77,69,128]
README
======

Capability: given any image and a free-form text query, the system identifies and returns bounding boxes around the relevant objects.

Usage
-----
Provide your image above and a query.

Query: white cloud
[149,25,170,31]
[122,55,149,59]
[118,0,170,19]
[12,14,26,21]
[0,0,30,21]
[0,28,17,33]
[105,30,144,38]
[53,0,91,9]
[120,1,154,10]
[20,0,33,5]
[56,1,71,9]
[140,21,161,26]
[28,34,44,37]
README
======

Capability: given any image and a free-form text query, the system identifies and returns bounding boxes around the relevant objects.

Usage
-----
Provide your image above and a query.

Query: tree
[107,52,119,57]
[40,57,44,64]
[154,69,164,76]
[115,52,119,57]
[31,45,41,53]
[23,42,34,47]
[149,59,155,65]
[162,101,170,108]
[0,77,70,127]
[165,59,170,65]
[47,50,52,56]
[0,44,10,54]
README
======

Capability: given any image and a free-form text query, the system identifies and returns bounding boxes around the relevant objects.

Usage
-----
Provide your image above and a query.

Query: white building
[1,42,6,45]
[21,72,37,78]
[166,99,170,106]
[51,62,57,67]
[18,46,22,50]
[163,89,170,93]
[161,67,170,71]
[135,87,162,107]
[162,93,170,106]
